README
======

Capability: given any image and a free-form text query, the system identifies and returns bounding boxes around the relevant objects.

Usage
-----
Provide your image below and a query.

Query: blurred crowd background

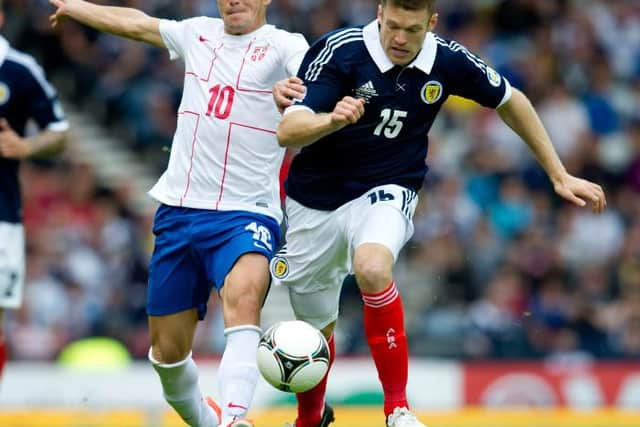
[3,0,640,362]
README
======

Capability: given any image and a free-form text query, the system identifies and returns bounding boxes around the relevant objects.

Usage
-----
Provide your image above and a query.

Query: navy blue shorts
[147,205,281,320]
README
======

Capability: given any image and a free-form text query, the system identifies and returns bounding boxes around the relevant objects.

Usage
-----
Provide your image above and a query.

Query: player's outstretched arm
[497,87,606,213]
[277,96,365,148]
[49,0,164,48]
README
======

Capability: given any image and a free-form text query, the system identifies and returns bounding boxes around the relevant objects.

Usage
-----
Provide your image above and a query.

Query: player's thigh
[0,222,25,312]
[148,308,199,363]
[223,253,271,302]
[147,205,208,320]
[349,184,419,261]
[221,253,270,326]
[271,197,350,293]
[288,284,343,331]
[205,213,280,324]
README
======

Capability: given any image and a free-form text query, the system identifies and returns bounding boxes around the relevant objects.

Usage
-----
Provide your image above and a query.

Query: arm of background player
[497,87,606,213]
[277,97,365,149]
[0,120,67,160]
[49,0,164,48]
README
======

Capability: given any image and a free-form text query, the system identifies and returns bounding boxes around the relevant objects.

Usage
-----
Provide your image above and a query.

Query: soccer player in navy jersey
[273,1,607,426]
[0,0,69,387]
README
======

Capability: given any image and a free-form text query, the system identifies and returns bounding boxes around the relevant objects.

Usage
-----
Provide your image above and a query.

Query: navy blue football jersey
[285,21,511,210]
[0,37,68,223]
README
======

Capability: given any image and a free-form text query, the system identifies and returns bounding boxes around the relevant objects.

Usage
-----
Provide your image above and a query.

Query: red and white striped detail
[214,122,276,209]
[177,110,201,206]
[185,41,223,82]
[361,282,399,308]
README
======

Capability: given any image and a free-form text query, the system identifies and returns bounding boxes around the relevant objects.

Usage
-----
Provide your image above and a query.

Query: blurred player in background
[0,0,68,388]
[274,0,607,426]
[49,0,308,426]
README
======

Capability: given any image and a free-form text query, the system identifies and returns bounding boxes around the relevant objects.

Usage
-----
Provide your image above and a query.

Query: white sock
[217,325,261,424]
[149,350,218,427]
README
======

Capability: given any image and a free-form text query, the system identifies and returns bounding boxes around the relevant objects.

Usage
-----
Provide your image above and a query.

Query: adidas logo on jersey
[354,80,378,102]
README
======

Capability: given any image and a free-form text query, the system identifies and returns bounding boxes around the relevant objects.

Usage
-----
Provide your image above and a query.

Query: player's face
[218,0,272,35]
[378,4,438,66]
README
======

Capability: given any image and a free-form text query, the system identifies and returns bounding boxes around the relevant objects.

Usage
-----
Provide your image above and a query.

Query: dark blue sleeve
[294,32,350,113]
[445,41,509,109]
[22,64,66,130]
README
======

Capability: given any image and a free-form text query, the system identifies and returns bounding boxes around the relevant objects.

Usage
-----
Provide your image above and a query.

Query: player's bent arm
[50,0,164,48]
[278,97,365,148]
[28,129,69,158]
[277,110,342,148]
[496,87,567,185]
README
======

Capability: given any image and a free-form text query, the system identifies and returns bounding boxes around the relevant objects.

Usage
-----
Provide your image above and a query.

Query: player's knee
[150,338,191,364]
[353,259,392,291]
[222,281,264,319]
[320,321,336,340]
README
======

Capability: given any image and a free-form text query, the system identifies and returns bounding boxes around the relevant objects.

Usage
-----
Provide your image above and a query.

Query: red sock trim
[0,335,6,380]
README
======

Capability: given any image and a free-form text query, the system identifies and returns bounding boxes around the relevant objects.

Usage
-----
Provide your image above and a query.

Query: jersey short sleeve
[282,33,309,76]
[444,40,511,109]
[291,29,359,113]
[159,19,188,60]
[21,58,67,131]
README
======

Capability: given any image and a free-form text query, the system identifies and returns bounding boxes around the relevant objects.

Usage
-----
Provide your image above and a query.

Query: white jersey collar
[223,23,275,43]
[0,35,9,67]
[363,19,437,74]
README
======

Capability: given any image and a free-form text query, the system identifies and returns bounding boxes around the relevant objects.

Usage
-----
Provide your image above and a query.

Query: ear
[377,4,383,22]
[428,12,438,32]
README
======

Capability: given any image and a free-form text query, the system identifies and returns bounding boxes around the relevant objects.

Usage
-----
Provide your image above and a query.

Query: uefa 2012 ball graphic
[257,320,330,393]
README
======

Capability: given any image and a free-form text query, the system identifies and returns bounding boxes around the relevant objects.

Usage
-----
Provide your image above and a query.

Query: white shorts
[270,184,418,329]
[0,222,25,309]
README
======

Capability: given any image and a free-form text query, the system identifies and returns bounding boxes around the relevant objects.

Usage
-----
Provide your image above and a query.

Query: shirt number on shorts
[206,84,235,119]
[367,189,395,205]
[245,222,273,251]
[373,108,407,139]
[0,269,18,298]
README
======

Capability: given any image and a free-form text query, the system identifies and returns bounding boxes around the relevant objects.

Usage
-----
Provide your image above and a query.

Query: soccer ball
[257,320,330,393]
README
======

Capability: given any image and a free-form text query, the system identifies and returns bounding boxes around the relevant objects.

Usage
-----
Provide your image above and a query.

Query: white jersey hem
[148,190,283,224]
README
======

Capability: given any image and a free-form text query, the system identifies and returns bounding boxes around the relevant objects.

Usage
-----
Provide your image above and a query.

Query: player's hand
[331,96,365,128]
[0,119,32,159]
[552,173,607,214]
[273,77,306,114]
[49,0,71,29]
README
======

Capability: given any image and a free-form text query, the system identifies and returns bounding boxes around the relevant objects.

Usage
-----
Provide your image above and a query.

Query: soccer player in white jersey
[49,1,308,426]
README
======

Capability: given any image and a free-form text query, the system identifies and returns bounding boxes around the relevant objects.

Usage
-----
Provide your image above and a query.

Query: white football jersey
[149,17,308,222]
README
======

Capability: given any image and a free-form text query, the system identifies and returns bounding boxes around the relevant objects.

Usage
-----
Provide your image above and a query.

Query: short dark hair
[381,0,436,13]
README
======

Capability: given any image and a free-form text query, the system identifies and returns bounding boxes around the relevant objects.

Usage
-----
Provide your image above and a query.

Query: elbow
[55,131,70,153]
[276,126,294,148]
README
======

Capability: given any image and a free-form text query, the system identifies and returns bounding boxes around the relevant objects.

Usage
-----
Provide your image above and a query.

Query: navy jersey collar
[363,19,437,74]
[0,36,9,67]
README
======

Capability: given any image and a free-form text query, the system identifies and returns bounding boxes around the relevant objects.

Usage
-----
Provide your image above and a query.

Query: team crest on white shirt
[270,256,290,279]
[251,46,269,62]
